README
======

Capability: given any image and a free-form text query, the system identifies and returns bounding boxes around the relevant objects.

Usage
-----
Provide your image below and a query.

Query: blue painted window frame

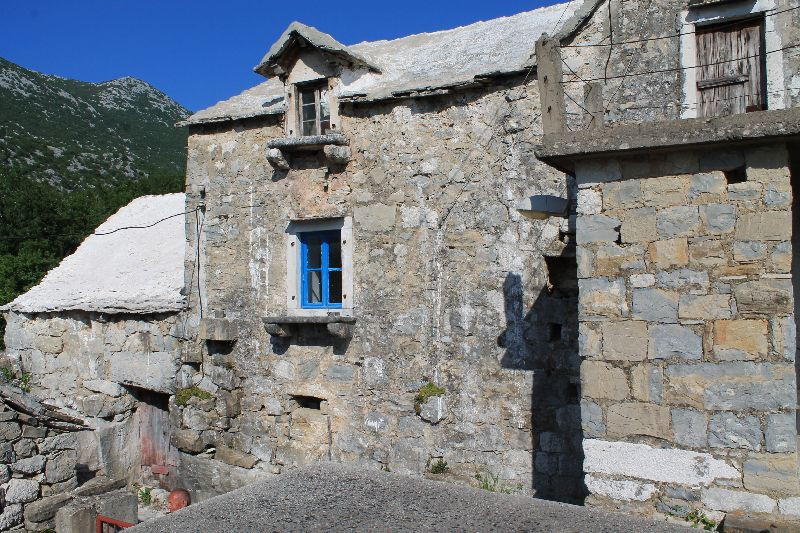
[299,230,343,309]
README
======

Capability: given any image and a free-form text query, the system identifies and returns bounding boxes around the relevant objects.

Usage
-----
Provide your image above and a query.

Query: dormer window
[299,81,331,136]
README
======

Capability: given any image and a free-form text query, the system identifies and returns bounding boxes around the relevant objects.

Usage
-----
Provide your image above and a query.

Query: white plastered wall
[284,216,354,317]
[680,0,786,118]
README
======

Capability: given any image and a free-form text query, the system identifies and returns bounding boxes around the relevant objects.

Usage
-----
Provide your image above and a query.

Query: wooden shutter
[696,18,764,117]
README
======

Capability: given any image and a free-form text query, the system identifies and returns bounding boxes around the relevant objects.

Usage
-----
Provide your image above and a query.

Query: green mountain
[0,58,192,345]
[0,56,190,188]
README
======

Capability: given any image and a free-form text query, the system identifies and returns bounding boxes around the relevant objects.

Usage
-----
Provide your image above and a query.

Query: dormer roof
[254,21,381,78]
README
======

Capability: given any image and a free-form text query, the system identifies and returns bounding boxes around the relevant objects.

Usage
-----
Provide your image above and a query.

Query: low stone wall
[0,384,98,531]
[574,142,799,521]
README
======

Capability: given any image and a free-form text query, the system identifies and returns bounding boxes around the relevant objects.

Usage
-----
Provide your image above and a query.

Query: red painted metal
[96,514,135,532]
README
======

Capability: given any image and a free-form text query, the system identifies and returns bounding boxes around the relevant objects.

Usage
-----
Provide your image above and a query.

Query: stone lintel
[535,107,800,172]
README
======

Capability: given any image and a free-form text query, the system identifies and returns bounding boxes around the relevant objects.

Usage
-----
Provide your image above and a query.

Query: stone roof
[2,193,186,315]
[180,1,583,126]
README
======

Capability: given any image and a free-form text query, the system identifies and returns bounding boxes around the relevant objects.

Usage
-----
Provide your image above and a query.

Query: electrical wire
[560,4,800,48]
[561,42,800,84]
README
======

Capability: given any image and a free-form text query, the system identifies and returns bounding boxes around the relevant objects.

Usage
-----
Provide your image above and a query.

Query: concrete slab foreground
[130,463,689,532]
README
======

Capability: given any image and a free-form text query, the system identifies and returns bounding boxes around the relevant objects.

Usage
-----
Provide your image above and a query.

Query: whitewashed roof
[2,193,186,314]
[181,2,581,126]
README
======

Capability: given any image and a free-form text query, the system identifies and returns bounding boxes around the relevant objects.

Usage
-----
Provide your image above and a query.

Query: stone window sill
[266,134,351,169]
[261,315,356,339]
[267,134,348,151]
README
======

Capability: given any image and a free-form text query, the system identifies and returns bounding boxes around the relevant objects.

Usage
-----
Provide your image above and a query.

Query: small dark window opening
[544,256,578,294]
[291,395,322,410]
[724,166,747,184]
[548,323,563,342]
[298,81,331,136]
[206,340,235,356]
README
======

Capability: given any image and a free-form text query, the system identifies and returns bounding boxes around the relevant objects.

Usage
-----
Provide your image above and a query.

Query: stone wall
[2,310,187,484]
[0,384,108,531]
[178,78,585,502]
[574,142,799,520]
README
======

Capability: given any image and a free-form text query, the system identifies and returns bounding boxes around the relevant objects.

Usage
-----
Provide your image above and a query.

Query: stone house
[1,192,188,516]
[172,0,800,520]
[2,0,800,527]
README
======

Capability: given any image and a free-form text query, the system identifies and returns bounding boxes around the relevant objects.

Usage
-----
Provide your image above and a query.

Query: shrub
[175,386,213,407]
[414,382,445,414]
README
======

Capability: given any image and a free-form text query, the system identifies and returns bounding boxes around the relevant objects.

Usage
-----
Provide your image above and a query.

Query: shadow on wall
[499,254,586,504]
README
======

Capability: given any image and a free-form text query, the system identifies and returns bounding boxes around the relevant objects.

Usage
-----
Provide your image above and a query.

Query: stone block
[735,211,791,241]
[82,379,125,397]
[603,180,642,209]
[606,403,671,439]
[24,493,73,523]
[702,488,776,514]
[641,176,687,208]
[632,288,678,323]
[621,207,657,243]
[655,269,709,291]
[215,445,258,469]
[324,363,355,381]
[689,237,727,267]
[678,294,731,320]
[630,365,663,403]
[713,320,768,361]
[354,204,397,232]
[734,279,793,316]
[672,408,707,447]
[699,204,736,235]
[198,318,239,341]
[11,454,45,475]
[577,189,602,215]
[109,351,178,394]
[46,449,77,483]
[581,361,628,400]
[771,315,796,361]
[657,206,699,238]
[419,396,448,424]
[584,474,657,501]
[779,497,800,516]
[630,273,655,287]
[172,429,205,453]
[743,454,799,494]
[593,244,645,276]
[733,241,767,262]
[728,181,762,203]
[576,247,593,278]
[766,413,797,453]
[601,321,647,361]
[689,171,726,201]
[576,215,620,244]
[709,412,762,450]
[0,504,23,531]
[581,400,605,438]
[579,323,602,359]
[648,324,701,360]
[0,420,22,441]
[34,334,63,353]
[5,478,39,503]
[666,362,795,410]
[579,278,628,319]
[647,238,689,269]
[583,439,739,485]
[770,241,792,273]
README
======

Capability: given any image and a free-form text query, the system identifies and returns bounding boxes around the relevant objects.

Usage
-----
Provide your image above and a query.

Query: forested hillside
[0,58,190,344]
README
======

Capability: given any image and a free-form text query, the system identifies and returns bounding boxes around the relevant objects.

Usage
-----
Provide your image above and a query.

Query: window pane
[307,270,322,304]
[302,120,317,136]
[329,238,341,268]
[302,102,316,123]
[300,89,316,107]
[329,270,342,304]
[305,239,321,268]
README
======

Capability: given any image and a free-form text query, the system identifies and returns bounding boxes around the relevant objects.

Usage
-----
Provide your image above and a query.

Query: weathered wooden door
[138,391,177,488]
[696,18,764,117]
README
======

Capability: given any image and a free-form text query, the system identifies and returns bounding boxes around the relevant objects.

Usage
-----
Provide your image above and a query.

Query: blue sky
[1,1,558,112]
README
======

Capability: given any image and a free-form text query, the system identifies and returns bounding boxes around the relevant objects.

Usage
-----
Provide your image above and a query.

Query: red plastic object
[96,515,135,532]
